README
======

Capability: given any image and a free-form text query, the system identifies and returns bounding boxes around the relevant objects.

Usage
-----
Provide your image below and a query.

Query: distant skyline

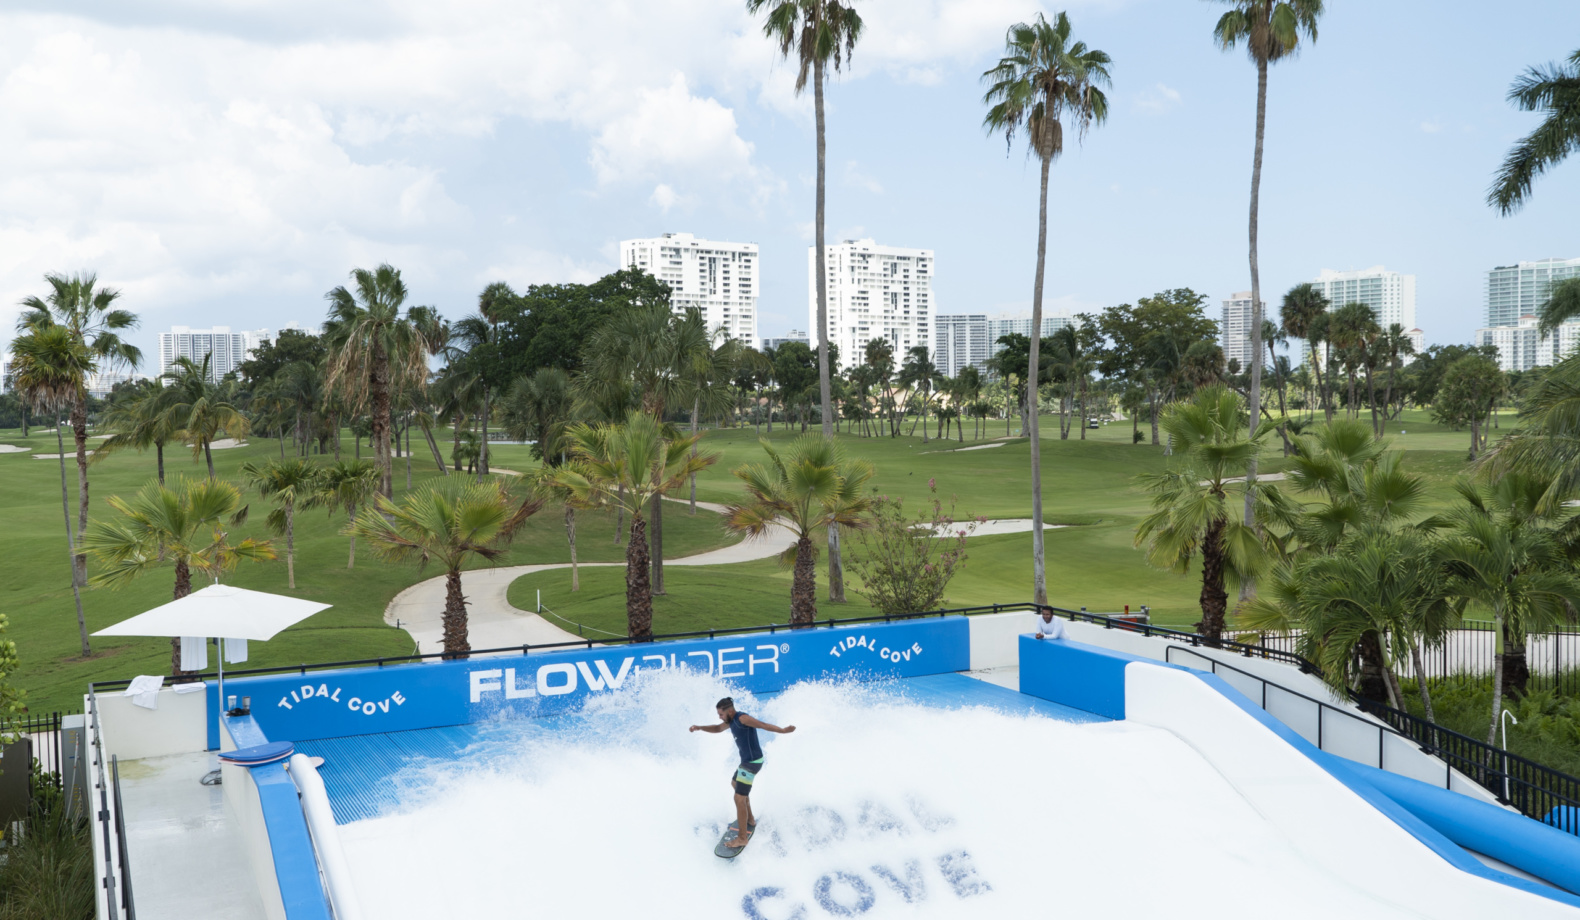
[1,1,1577,369]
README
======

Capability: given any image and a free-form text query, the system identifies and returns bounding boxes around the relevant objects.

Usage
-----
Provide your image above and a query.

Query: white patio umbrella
[94,584,332,726]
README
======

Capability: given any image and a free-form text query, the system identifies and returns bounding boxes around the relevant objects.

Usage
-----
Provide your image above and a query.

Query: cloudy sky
[1,0,1577,366]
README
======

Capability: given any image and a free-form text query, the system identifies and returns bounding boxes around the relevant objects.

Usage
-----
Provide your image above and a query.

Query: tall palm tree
[97,378,180,483]
[451,284,515,479]
[983,11,1111,605]
[9,326,96,656]
[323,264,432,498]
[353,480,541,658]
[748,0,863,441]
[1212,0,1323,523]
[83,477,273,675]
[548,412,717,638]
[503,367,576,465]
[240,458,319,589]
[1378,323,1415,433]
[1134,386,1297,643]
[898,346,941,441]
[159,355,250,480]
[309,459,380,569]
[17,272,142,587]
[723,436,874,624]
[1280,282,1331,421]
[1327,302,1379,421]
[1489,48,1580,215]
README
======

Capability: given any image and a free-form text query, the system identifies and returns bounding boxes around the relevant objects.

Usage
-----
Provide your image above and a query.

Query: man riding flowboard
[689,697,796,850]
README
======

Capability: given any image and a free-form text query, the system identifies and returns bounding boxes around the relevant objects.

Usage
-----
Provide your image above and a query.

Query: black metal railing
[110,755,136,920]
[0,710,73,808]
[87,688,120,920]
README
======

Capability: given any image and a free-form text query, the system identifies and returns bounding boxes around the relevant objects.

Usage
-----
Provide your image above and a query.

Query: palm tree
[159,355,251,480]
[1327,302,1379,421]
[1212,0,1323,523]
[353,479,541,658]
[83,477,273,675]
[9,326,96,656]
[1378,323,1415,433]
[451,283,515,479]
[240,458,319,589]
[1489,48,1580,215]
[323,264,432,498]
[1285,420,1423,552]
[983,11,1111,605]
[1281,282,1331,421]
[503,367,576,465]
[17,272,143,587]
[723,436,874,624]
[898,346,941,441]
[309,459,380,569]
[98,378,180,483]
[548,412,717,638]
[1134,385,1297,643]
[1438,495,1580,746]
[748,0,862,440]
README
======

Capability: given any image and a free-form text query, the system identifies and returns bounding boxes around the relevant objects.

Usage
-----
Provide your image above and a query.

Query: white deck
[116,751,267,920]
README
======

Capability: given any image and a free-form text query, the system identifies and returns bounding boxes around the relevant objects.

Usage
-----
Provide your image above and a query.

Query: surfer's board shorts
[733,759,764,796]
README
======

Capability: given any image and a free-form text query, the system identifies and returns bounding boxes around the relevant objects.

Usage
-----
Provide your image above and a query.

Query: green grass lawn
[0,406,1497,714]
[0,431,735,714]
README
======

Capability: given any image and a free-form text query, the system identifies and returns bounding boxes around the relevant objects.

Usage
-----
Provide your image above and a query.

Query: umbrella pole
[217,638,226,730]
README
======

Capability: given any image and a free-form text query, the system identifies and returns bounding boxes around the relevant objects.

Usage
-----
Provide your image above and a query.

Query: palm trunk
[156,441,166,485]
[170,558,193,677]
[1357,631,1390,704]
[689,397,700,514]
[1366,361,1379,436]
[1242,56,1268,539]
[441,569,470,658]
[1487,612,1507,748]
[56,422,90,658]
[565,505,579,592]
[1503,625,1530,700]
[626,513,653,638]
[204,439,215,481]
[453,412,463,471]
[372,340,393,497]
[71,398,89,587]
[815,57,832,440]
[614,484,625,544]
[650,491,664,595]
[347,504,357,569]
[827,521,845,603]
[285,502,295,589]
[422,420,448,475]
[1150,388,1160,445]
[1382,360,1397,436]
[479,386,491,480]
[791,534,818,625]
[405,420,412,490]
[1198,515,1228,645]
[1028,154,1051,606]
[1410,642,1436,724]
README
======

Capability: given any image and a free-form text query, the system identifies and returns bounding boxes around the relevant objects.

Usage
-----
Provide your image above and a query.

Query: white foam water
[337,670,1413,919]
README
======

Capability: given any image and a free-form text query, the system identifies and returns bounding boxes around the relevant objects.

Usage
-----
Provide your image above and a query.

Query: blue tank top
[729,713,764,763]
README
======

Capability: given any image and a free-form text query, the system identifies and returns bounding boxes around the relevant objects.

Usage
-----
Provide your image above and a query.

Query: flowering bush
[849,480,978,616]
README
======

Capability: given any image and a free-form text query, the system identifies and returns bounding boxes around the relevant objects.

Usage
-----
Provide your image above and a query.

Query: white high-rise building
[1309,266,1417,331]
[158,326,269,382]
[1477,314,1580,373]
[811,239,933,371]
[1485,257,1580,328]
[1220,292,1264,371]
[761,330,809,352]
[933,314,990,377]
[986,312,1073,344]
[620,233,759,344]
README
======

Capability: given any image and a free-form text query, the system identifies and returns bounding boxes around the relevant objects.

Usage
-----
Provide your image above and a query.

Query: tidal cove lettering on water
[467,644,787,703]
[827,633,925,664]
[721,797,992,919]
[276,682,407,717]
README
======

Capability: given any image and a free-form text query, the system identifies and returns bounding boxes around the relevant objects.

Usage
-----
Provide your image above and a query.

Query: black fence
[0,710,76,824]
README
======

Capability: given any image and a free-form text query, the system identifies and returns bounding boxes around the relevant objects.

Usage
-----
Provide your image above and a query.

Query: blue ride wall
[223,616,970,744]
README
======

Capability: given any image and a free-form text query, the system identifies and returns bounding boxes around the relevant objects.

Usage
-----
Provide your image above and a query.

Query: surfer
[690,697,795,849]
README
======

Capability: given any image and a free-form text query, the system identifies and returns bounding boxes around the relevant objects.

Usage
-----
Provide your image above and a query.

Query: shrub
[849,480,976,616]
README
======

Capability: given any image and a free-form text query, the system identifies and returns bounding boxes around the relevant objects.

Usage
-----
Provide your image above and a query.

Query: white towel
[124,675,164,710]
[223,638,248,664]
[171,681,206,694]
[179,636,208,672]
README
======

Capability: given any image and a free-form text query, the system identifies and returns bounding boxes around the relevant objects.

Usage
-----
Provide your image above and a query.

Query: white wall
[221,724,288,920]
[1124,664,1573,919]
[95,688,208,761]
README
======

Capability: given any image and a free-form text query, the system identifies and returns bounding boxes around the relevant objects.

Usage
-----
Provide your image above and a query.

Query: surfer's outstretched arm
[689,721,729,733]
[737,714,796,734]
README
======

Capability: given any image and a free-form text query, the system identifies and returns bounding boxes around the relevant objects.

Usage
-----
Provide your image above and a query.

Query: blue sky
[1,0,1576,366]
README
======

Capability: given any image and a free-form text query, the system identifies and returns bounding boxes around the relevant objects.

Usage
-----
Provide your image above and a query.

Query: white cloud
[844,161,884,194]
[650,184,682,212]
[1420,121,1443,134]
[590,74,758,188]
[1136,82,1182,114]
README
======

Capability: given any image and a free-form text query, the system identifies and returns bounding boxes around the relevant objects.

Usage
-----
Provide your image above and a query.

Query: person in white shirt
[1033,610,1068,640]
